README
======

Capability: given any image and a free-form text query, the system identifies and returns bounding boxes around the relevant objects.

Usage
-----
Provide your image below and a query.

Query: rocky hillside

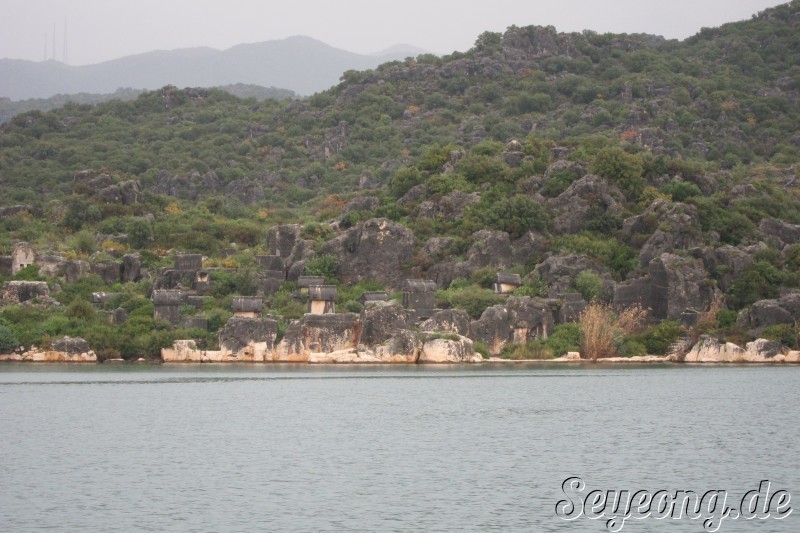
[1,1,799,360]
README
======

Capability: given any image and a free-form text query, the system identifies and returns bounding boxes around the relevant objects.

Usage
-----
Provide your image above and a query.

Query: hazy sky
[0,0,788,65]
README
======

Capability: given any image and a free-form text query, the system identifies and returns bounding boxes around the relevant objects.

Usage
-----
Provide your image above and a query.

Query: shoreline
[3,356,800,365]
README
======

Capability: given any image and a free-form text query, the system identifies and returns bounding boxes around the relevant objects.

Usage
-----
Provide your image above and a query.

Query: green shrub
[500,339,554,360]
[64,299,96,321]
[0,321,19,351]
[640,320,685,355]
[591,146,644,199]
[436,286,503,319]
[471,268,497,289]
[574,270,603,302]
[545,323,581,356]
[474,341,490,359]
[618,340,647,357]
[761,324,797,348]
[304,254,339,282]
[13,265,43,281]
[716,309,738,329]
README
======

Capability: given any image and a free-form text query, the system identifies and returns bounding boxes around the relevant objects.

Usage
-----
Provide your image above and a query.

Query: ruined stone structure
[152,289,182,324]
[297,276,325,291]
[232,296,263,318]
[11,242,36,275]
[494,273,521,294]
[360,291,389,304]
[1,281,52,306]
[402,279,437,319]
[470,296,555,355]
[308,285,337,315]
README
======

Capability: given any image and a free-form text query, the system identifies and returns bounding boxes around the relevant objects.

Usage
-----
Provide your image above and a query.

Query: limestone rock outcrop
[418,335,482,363]
[320,218,416,289]
[273,313,360,362]
[548,175,626,234]
[470,296,555,355]
[737,291,800,334]
[681,336,786,363]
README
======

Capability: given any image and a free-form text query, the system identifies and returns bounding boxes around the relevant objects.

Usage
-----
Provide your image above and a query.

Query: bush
[0,321,19,351]
[640,320,685,355]
[545,323,581,356]
[64,299,96,321]
[13,264,43,281]
[591,146,644,199]
[574,270,603,302]
[500,339,554,360]
[761,324,797,348]
[304,254,339,282]
[436,286,503,319]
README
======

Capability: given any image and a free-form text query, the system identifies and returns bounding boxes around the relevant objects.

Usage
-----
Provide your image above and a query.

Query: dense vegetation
[1,1,800,358]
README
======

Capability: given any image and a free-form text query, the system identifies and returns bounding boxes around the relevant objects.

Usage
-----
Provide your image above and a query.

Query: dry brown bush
[579,303,648,360]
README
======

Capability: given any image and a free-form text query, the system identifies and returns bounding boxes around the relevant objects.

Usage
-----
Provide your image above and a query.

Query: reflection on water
[1,364,798,531]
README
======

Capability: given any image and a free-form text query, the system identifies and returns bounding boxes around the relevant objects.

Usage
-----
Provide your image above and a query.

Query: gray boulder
[548,175,625,234]
[648,253,716,320]
[320,218,416,289]
[420,309,471,336]
[219,317,278,354]
[469,296,555,355]
[64,260,91,283]
[91,261,122,285]
[464,230,513,270]
[758,218,800,249]
[738,291,800,334]
[122,253,143,283]
[52,336,91,354]
[359,300,410,346]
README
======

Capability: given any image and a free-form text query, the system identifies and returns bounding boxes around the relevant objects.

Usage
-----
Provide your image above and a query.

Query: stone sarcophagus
[308,285,337,315]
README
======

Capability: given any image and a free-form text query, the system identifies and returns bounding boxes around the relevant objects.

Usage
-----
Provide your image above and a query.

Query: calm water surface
[1,363,798,532]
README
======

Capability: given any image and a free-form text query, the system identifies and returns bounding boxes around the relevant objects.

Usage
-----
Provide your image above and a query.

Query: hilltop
[0,36,426,100]
[0,1,799,362]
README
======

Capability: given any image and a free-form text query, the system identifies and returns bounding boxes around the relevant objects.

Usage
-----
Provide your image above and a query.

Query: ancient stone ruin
[308,285,337,315]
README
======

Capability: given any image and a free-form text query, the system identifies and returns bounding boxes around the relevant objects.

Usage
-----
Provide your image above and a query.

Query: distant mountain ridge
[0,36,427,100]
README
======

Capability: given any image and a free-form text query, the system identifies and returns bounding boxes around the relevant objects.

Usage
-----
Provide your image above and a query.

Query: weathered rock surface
[52,336,91,354]
[420,309,471,336]
[91,261,122,285]
[418,335,482,363]
[470,296,555,355]
[416,190,480,221]
[737,291,800,334]
[701,246,755,292]
[273,313,360,362]
[219,317,278,356]
[64,260,92,283]
[122,253,143,283]
[648,253,716,320]
[530,253,614,298]
[320,218,416,288]
[620,200,704,266]
[681,336,786,363]
[464,230,513,269]
[548,175,626,234]
[358,301,409,346]
[758,218,800,249]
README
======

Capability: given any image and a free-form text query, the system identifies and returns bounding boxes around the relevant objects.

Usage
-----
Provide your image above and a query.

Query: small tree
[574,270,603,302]
[591,147,645,199]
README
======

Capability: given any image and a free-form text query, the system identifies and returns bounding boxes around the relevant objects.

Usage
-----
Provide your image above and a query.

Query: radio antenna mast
[63,18,68,64]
